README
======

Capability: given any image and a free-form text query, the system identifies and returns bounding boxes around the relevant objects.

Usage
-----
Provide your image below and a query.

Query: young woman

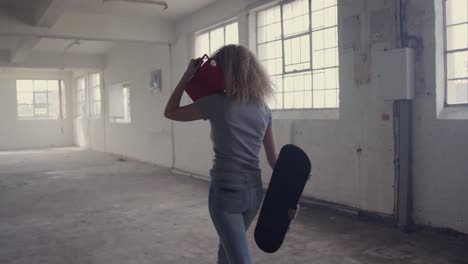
[164,44,298,264]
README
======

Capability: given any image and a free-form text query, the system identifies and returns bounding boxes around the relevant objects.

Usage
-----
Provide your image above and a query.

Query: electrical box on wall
[373,48,415,100]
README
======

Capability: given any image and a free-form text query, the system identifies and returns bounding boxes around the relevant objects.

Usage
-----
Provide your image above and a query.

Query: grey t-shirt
[194,94,272,176]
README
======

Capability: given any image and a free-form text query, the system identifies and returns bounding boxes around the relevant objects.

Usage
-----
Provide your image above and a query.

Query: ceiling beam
[0,13,175,46]
[9,0,65,64]
[33,0,66,27]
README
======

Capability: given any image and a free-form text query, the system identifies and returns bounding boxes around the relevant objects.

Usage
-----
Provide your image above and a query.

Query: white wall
[171,0,396,215]
[0,68,74,150]
[82,43,173,167]
[410,0,468,234]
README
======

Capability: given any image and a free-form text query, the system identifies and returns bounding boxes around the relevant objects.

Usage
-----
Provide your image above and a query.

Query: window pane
[447,51,468,79]
[18,105,33,117]
[123,87,131,121]
[447,79,468,104]
[34,80,47,91]
[47,80,59,91]
[258,10,267,27]
[446,23,468,51]
[312,10,324,29]
[273,76,284,93]
[293,74,304,92]
[323,27,338,48]
[324,48,338,68]
[48,91,58,106]
[446,0,468,26]
[283,0,310,37]
[195,32,210,57]
[92,102,102,116]
[323,6,338,27]
[225,22,239,45]
[325,68,339,89]
[313,50,324,69]
[284,35,311,72]
[258,43,267,60]
[257,26,267,44]
[284,92,294,108]
[312,30,324,50]
[324,0,337,8]
[266,22,282,42]
[17,80,33,92]
[34,107,48,116]
[210,27,224,54]
[60,80,66,119]
[325,89,337,108]
[94,87,101,101]
[34,92,47,104]
[293,91,305,108]
[304,91,313,108]
[313,90,325,108]
[284,75,295,92]
[311,0,324,12]
[49,104,59,118]
[90,73,101,87]
[17,92,33,104]
[313,71,325,90]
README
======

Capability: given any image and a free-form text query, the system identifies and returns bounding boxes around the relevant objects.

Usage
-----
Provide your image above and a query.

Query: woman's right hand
[182,58,203,81]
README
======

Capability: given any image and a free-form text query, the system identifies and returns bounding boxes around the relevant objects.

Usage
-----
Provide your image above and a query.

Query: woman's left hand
[289,204,300,220]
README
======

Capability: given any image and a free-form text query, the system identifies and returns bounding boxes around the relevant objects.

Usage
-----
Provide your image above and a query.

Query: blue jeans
[208,174,264,264]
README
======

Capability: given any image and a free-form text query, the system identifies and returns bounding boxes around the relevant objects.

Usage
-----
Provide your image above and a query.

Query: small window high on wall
[109,83,131,124]
[256,0,339,110]
[16,79,65,120]
[444,0,468,105]
[195,21,239,57]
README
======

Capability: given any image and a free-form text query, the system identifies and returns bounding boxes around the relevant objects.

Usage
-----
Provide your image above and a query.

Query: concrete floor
[0,148,467,264]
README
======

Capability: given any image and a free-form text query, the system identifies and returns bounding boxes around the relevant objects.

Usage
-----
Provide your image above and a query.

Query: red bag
[185,54,225,101]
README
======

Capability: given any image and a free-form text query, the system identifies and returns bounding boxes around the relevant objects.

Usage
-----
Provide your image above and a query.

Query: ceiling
[71,0,217,20]
[0,36,22,51]
[0,0,219,64]
[33,38,116,54]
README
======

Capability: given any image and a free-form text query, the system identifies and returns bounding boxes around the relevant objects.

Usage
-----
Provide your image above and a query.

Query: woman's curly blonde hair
[212,44,274,104]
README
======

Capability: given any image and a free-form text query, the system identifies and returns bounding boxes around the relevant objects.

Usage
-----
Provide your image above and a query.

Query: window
[256,0,339,110]
[16,79,65,120]
[109,83,131,123]
[195,21,239,57]
[76,77,86,117]
[444,0,468,105]
[89,73,102,118]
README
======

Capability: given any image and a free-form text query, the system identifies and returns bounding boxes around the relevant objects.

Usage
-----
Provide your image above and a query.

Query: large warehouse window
[445,0,468,105]
[89,73,102,118]
[76,77,86,117]
[109,83,131,124]
[195,21,239,57]
[16,79,64,120]
[257,0,339,110]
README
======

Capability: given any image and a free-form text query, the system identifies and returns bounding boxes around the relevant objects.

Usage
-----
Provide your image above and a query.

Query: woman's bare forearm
[164,76,189,117]
[263,122,277,170]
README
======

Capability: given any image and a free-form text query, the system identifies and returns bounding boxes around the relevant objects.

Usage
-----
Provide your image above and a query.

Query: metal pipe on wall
[394,0,414,232]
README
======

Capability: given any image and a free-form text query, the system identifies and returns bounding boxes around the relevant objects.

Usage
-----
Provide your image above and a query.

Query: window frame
[254,0,340,111]
[109,82,131,124]
[88,72,103,119]
[443,0,468,107]
[76,76,87,118]
[194,18,239,57]
[16,79,63,120]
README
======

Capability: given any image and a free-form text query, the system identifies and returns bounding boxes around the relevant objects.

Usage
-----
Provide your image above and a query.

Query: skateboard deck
[254,144,312,253]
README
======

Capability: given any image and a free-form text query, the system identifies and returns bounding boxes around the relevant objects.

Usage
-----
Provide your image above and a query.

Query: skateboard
[254,144,312,253]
